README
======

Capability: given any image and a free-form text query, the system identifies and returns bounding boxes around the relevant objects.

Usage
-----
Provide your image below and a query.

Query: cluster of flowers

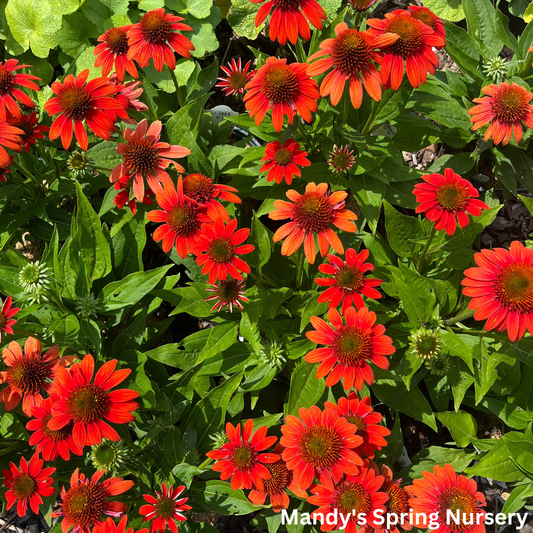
[206,406,486,533]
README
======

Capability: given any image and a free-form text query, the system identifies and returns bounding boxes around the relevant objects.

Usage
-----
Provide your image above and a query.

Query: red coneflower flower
[48,353,139,448]
[108,74,149,125]
[183,173,241,221]
[0,60,41,121]
[147,176,210,257]
[280,406,364,490]
[315,248,383,313]
[250,0,326,45]
[367,10,442,90]
[110,119,191,201]
[95,26,138,82]
[93,516,148,533]
[349,0,379,12]
[307,23,398,109]
[53,469,134,533]
[248,444,308,513]
[269,182,358,264]
[409,464,486,533]
[140,484,191,533]
[205,278,249,313]
[7,112,48,153]
[3,453,55,517]
[0,122,23,168]
[0,295,20,341]
[413,169,489,236]
[306,306,394,390]
[328,145,356,175]
[260,139,311,185]
[27,396,83,461]
[206,419,280,490]
[0,156,14,182]
[462,241,533,342]
[216,58,255,97]
[44,70,125,151]
[468,82,533,145]
[244,57,320,132]
[0,337,75,417]
[127,8,194,72]
[307,467,388,533]
[408,6,446,48]
[191,218,254,284]
[114,174,154,215]
[325,393,390,459]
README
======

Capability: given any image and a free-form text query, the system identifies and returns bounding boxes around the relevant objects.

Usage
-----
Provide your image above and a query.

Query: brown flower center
[62,482,108,528]
[261,64,299,104]
[410,8,438,31]
[155,496,175,519]
[66,384,109,423]
[140,11,172,45]
[13,474,36,499]
[42,413,74,442]
[232,443,257,471]
[208,238,234,263]
[262,460,291,495]
[57,85,93,120]
[166,204,199,236]
[386,15,424,57]
[228,72,249,91]
[333,326,372,367]
[0,66,14,95]
[383,480,409,515]
[438,487,482,532]
[436,183,470,211]
[335,265,364,292]
[344,413,367,434]
[495,262,533,313]
[124,139,159,175]
[491,85,531,123]
[293,192,335,232]
[274,148,293,166]
[331,30,373,75]
[0,313,6,332]
[183,173,215,204]
[7,357,49,395]
[299,424,343,469]
[215,279,241,303]
[105,27,129,55]
[272,0,302,11]
[334,482,371,515]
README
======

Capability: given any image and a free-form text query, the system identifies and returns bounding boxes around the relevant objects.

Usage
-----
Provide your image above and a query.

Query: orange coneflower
[408,6,446,48]
[307,467,389,533]
[367,10,442,90]
[206,419,280,490]
[3,453,55,517]
[27,395,83,462]
[44,70,125,150]
[205,278,249,313]
[108,74,149,124]
[0,59,41,120]
[325,393,390,460]
[216,58,255,97]
[244,57,320,132]
[468,82,533,145]
[413,169,489,236]
[0,338,75,417]
[48,354,139,448]
[315,248,383,313]
[0,156,14,182]
[95,26,138,81]
[127,8,194,72]
[7,112,48,153]
[305,306,394,390]
[462,241,533,342]
[409,464,486,533]
[53,469,134,533]
[261,139,310,185]
[307,23,398,109]
[93,516,148,533]
[140,484,191,533]
[269,182,358,264]
[0,122,23,168]
[250,0,326,45]
[0,296,20,342]
[110,119,191,201]
[147,176,210,257]
[114,174,155,215]
[279,405,364,490]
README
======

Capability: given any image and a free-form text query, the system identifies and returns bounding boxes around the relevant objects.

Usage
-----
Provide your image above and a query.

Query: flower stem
[340,86,350,126]
[12,327,45,343]
[417,225,436,271]
[11,160,36,183]
[445,308,476,326]
[361,99,380,136]
[198,457,213,470]
[168,65,185,109]
[296,248,305,290]
[94,166,112,172]
[449,326,533,344]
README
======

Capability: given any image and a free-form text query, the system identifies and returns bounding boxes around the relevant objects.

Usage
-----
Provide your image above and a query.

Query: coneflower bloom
[3,453,55,517]
[261,139,311,185]
[93,516,148,533]
[127,8,194,72]
[307,467,388,533]
[413,169,489,236]
[462,241,533,342]
[307,23,398,109]
[114,174,154,215]
[0,156,13,182]
[349,0,378,12]
[0,338,75,417]
[0,122,23,168]
[7,112,48,153]
[140,484,191,533]
[94,27,138,81]
[408,6,446,48]
[183,173,241,221]
[328,145,356,175]
[248,444,308,513]
[44,70,125,150]
[205,278,249,313]
[53,469,134,533]
[280,406,364,490]
[0,295,20,341]
[48,354,139,448]
[110,119,191,201]
[367,10,442,90]
[108,74,149,125]
[0,60,41,121]
[468,82,533,145]
[325,393,390,459]
[409,464,486,533]
[216,58,255,97]
[206,419,280,490]
[250,0,326,45]
[147,176,210,257]
[306,306,394,390]
[27,396,83,461]
[315,248,383,313]
[244,57,320,132]
[191,218,254,283]
[269,182,358,264]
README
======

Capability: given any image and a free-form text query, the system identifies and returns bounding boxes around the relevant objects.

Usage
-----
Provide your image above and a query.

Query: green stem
[296,248,305,291]
[449,326,533,344]
[520,49,533,78]
[198,457,213,470]
[297,121,311,147]
[417,225,436,271]
[445,308,476,326]
[94,166,112,172]
[361,99,380,136]
[340,86,350,127]
[11,160,36,182]
[12,327,45,344]
[168,66,185,109]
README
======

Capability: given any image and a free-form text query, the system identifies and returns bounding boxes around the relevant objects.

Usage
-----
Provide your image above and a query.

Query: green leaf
[199,323,238,361]
[194,480,263,515]
[167,93,211,147]
[441,331,474,372]
[227,0,262,39]
[48,0,81,14]
[383,201,424,259]
[462,0,503,56]
[110,209,147,278]
[502,484,533,514]
[350,175,384,231]
[286,361,326,416]
[187,0,212,18]
[247,214,271,268]
[54,12,97,57]
[139,0,164,10]
[436,410,478,447]
[81,0,130,30]
[189,7,222,58]
[75,46,101,79]
[143,58,196,92]
[50,315,80,353]
[423,0,465,20]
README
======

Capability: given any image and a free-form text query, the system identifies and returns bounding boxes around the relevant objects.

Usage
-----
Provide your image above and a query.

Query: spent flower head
[426,353,451,377]
[68,151,94,176]
[409,327,442,360]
